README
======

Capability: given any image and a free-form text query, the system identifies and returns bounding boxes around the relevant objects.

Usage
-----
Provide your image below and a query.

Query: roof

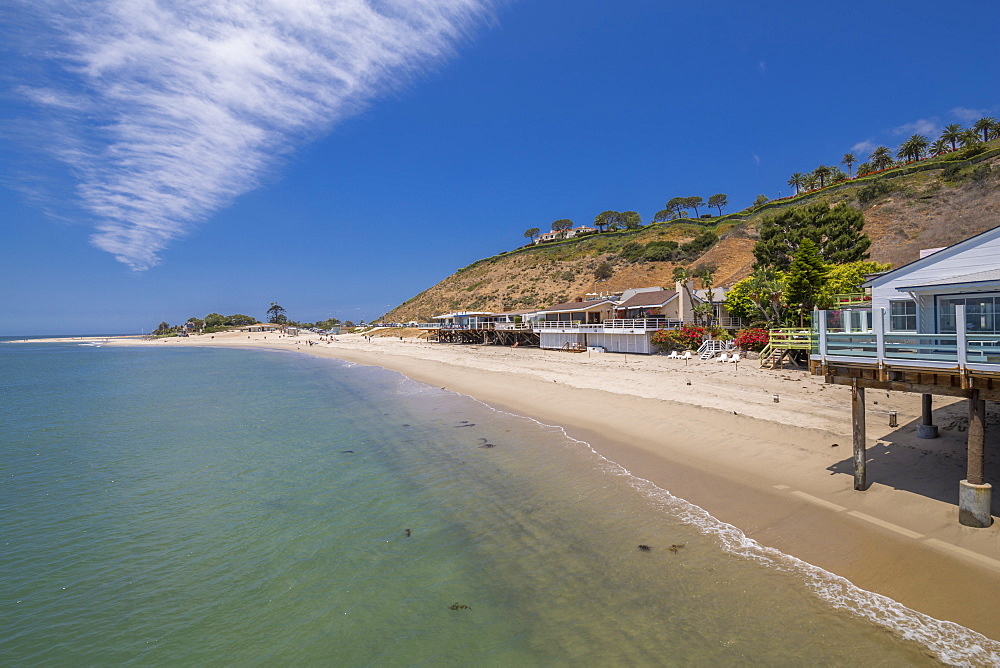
[489,309,537,316]
[537,298,615,313]
[432,311,494,320]
[897,268,1000,291]
[617,289,677,309]
[863,223,1000,288]
[694,287,727,301]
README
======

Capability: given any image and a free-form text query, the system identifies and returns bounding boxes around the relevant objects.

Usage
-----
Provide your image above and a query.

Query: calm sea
[1,341,995,664]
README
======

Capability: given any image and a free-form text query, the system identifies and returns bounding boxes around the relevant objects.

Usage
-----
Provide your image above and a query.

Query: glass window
[939,296,999,334]
[889,300,916,331]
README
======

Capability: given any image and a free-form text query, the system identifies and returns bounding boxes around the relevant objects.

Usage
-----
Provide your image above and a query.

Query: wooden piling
[852,379,866,491]
[922,393,933,426]
[967,389,986,486]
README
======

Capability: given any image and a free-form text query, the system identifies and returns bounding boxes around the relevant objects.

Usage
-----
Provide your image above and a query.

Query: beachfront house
[432,311,495,330]
[534,298,616,350]
[812,225,1000,527]
[615,287,687,321]
[535,287,701,354]
[692,287,744,329]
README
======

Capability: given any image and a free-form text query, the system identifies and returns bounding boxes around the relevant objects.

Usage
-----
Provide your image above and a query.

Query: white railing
[534,320,584,329]
[493,322,533,330]
[535,318,690,332]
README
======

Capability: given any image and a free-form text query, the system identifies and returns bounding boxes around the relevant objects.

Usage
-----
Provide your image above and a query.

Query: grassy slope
[386,143,1000,322]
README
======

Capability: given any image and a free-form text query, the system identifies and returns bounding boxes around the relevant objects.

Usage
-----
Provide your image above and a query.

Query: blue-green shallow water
[0,342,994,664]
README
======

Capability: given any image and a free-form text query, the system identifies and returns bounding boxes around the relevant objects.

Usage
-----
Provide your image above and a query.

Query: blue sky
[2,0,998,334]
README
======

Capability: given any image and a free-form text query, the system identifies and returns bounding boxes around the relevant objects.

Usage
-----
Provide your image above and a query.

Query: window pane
[889,300,916,331]
[940,300,957,334]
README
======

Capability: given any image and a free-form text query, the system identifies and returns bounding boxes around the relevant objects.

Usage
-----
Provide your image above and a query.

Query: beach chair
[730,353,741,363]
[682,351,693,360]
[667,350,680,359]
[717,352,729,362]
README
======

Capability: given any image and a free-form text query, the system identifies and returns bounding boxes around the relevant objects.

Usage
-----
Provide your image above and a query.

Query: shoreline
[18,331,1000,641]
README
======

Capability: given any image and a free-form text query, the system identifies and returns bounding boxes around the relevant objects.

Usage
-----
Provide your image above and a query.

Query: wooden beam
[825,375,1000,402]
[852,379,867,491]
[967,390,986,486]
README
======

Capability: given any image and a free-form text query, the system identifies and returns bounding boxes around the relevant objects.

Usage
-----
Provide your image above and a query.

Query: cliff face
[387,154,1000,322]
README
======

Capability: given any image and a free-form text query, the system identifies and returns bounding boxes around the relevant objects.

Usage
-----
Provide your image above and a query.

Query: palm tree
[896,134,929,163]
[856,162,873,176]
[973,117,997,143]
[787,172,805,195]
[870,146,894,171]
[813,165,832,188]
[960,129,981,148]
[929,138,951,156]
[831,167,849,183]
[841,153,856,177]
[940,124,964,151]
[803,174,819,191]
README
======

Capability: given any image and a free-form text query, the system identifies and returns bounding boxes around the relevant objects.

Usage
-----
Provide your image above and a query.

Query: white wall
[540,333,586,349]
[587,332,653,354]
[869,227,1000,332]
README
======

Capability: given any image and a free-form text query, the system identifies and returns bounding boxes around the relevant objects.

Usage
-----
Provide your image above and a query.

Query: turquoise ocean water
[2,341,997,664]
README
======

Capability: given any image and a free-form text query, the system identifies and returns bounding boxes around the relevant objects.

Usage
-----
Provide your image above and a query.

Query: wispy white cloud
[850,140,877,157]
[951,106,986,123]
[752,153,761,165]
[8,0,493,269]
[891,117,940,138]
[757,60,766,75]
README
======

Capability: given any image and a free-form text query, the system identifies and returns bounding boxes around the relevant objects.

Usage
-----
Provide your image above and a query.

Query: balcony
[534,318,688,333]
[812,307,1000,373]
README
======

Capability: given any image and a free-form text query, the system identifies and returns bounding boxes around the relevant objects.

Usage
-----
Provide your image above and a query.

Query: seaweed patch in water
[448,603,471,611]
[668,544,686,553]
[637,544,652,552]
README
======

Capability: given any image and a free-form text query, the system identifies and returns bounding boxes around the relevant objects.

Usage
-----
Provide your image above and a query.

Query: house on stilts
[812,224,1000,526]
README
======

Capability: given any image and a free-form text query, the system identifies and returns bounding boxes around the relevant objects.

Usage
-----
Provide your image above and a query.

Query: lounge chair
[682,351,693,360]
[717,352,729,362]
[667,350,680,359]
[730,353,741,363]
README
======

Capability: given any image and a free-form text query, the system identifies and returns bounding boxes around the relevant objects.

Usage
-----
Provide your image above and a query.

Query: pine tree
[783,238,827,325]
[753,202,870,270]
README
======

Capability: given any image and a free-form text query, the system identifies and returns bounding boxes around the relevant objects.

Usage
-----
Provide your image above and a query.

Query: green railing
[760,328,815,366]
[768,328,814,349]
[831,293,871,308]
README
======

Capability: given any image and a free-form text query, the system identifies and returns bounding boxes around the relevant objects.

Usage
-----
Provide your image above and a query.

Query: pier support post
[852,379,867,491]
[917,393,938,439]
[959,390,991,527]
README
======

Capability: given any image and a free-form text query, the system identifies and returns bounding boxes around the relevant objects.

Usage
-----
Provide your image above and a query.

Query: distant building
[534,225,597,244]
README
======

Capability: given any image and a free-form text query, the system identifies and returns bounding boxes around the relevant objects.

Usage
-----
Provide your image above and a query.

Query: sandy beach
[27,329,1000,640]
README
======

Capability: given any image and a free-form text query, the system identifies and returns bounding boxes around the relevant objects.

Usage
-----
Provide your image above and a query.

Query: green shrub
[972,164,993,182]
[619,242,644,262]
[642,240,679,262]
[856,178,897,203]
[679,231,717,255]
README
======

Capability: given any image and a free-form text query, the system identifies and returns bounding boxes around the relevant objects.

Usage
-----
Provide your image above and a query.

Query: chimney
[675,280,689,322]
[575,296,584,303]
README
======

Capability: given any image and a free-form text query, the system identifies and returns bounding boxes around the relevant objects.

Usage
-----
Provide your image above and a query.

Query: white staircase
[697,339,731,360]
